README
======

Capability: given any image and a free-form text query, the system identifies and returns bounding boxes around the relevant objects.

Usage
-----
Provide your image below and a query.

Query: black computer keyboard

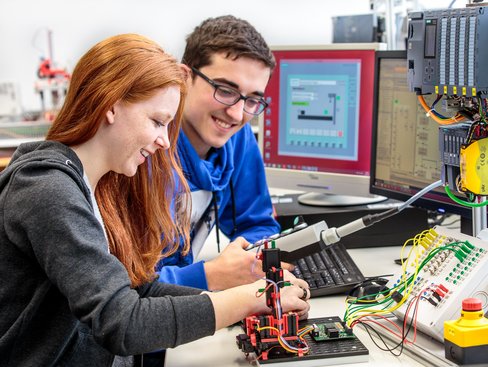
[292,243,365,297]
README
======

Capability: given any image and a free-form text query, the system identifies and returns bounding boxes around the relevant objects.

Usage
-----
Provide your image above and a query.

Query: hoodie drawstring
[229,180,237,236]
[212,193,221,253]
[212,179,237,254]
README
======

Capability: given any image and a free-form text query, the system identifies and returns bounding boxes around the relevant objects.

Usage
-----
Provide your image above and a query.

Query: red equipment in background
[34,29,70,121]
[37,58,70,80]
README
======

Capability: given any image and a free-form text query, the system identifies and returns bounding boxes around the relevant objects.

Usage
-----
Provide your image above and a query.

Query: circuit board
[249,316,369,366]
[310,319,356,342]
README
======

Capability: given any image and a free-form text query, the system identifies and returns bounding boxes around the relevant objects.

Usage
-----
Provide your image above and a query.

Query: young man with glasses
[156,15,290,291]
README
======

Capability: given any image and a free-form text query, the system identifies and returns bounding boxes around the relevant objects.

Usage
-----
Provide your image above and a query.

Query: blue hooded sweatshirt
[156,124,280,289]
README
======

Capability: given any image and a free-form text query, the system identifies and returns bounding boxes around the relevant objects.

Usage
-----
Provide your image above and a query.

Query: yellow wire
[257,326,308,354]
[257,326,280,334]
[345,228,437,325]
[298,325,314,335]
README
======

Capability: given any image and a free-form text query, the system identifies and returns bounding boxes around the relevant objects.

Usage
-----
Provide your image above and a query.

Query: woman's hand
[248,276,310,320]
[279,277,310,320]
[205,253,311,329]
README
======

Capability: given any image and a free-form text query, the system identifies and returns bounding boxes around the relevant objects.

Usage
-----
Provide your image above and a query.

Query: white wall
[0,0,455,112]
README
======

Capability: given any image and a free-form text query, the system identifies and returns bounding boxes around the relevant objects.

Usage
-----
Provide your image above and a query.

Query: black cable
[456,108,475,122]
[398,297,419,352]
[431,94,443,108]
[362,207,398,227]
[441,217,461,227]
[392,296,420,353]
[357,321,403,356]
[356,296,420,357]
[427,211,448,227]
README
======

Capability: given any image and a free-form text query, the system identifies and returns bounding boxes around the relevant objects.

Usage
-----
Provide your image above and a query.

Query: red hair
[47,34,190,287]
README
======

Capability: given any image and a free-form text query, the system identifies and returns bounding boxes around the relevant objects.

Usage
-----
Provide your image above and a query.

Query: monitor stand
[297,192,387,207]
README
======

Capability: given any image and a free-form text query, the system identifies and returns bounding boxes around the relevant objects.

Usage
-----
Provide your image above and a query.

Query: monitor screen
[260,44,386,206]
[370,50,472,223]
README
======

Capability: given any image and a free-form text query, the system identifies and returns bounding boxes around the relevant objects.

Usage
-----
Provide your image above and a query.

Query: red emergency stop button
[462,297,482,311]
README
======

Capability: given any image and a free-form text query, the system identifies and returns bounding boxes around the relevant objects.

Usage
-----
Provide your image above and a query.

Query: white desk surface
[165,240,458,367]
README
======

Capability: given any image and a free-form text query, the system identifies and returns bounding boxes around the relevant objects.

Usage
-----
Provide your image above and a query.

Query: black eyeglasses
[191,67,268,115]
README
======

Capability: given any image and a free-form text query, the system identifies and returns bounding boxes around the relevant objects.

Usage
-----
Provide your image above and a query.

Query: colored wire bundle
[343,227,476,356]
[417,95,466,125]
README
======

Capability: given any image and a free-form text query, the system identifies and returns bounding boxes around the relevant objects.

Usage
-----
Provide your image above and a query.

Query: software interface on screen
[276,59,361,163]
[371,53,469,218]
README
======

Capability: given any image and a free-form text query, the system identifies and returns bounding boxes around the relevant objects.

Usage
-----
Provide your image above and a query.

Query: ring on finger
[300,287,308,300]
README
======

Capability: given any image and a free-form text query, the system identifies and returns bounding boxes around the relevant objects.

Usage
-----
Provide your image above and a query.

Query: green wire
[477,95,487,121]
[445,186,488,207]
[344,241,470,323]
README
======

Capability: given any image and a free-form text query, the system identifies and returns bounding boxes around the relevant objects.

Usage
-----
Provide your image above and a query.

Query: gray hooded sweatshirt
[0,141,215,366]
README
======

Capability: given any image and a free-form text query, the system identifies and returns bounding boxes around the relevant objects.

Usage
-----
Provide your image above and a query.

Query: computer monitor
[260,44,386,206]
[370,50,472,229]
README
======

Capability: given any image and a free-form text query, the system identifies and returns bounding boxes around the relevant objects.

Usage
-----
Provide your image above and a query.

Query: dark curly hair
[182,15,275,71]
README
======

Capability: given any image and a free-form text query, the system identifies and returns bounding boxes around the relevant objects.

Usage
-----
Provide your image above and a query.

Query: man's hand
[204,237,298,291]
[282,268,297,283]
[280,261,295,272]
[204,237,264,291]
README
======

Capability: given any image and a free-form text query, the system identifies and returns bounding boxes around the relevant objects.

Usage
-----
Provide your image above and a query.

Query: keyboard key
[314,276,326,288]
[329,249,349,275]
[293,266,302,277]
[320,270,334,285]
[305,256,318,273]
[320,251,335,269]
[312,253,327,270]
[306,278,317,289]
[297,258,309,273]
[330,268,345,285]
